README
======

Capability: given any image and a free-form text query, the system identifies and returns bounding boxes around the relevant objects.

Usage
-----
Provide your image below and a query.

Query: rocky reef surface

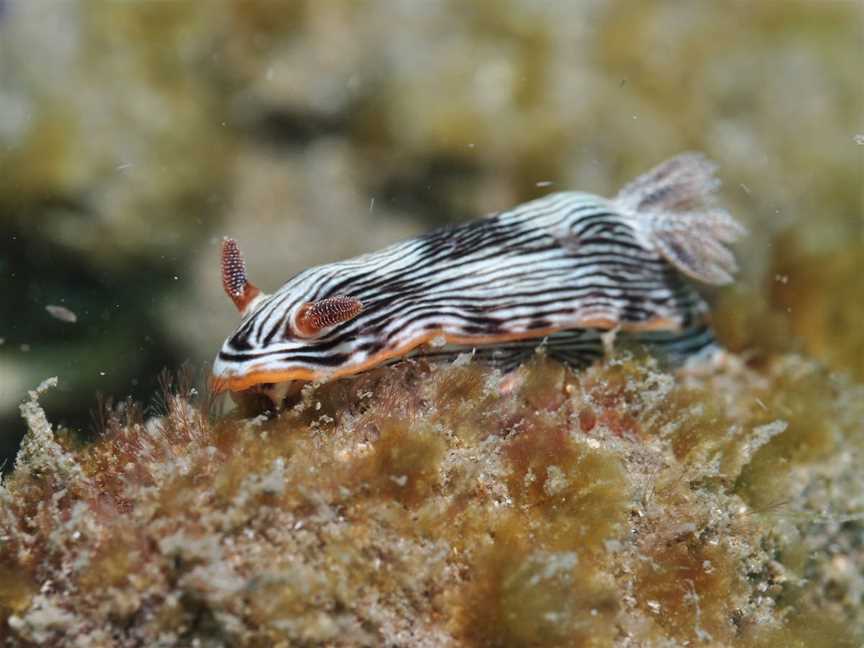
[1,350,862,647]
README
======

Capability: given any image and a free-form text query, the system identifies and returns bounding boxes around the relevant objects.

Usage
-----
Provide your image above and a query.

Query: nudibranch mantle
[212,153,744,401]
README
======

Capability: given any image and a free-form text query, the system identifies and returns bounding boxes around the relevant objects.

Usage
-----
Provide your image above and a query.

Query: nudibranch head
[212,240,374,396]
[212,153,746,406]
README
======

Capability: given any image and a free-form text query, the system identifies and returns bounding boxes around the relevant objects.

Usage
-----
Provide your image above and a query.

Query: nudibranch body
[212,153,744,403]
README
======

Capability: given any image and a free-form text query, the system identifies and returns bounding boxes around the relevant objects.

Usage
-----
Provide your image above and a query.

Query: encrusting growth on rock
[1,352,862,647]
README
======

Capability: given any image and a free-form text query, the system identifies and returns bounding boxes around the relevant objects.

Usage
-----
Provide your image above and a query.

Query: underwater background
[0,2,861,463]
[1,3,864,646]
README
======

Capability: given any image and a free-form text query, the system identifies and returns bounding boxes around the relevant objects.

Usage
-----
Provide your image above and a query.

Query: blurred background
[0,1,861,466]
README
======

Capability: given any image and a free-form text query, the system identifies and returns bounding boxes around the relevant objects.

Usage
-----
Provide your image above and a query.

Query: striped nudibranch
[212,153,745,406]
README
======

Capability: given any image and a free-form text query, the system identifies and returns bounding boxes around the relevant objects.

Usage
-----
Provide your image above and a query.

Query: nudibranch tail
[615,152,747,285]
[294,296,364,338]
[221,237,262,315]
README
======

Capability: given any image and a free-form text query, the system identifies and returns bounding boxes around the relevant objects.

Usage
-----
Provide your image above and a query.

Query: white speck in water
[430,335,447,348]
[173,275,179,281]
[116,162,133,171]
[774,274,788,284]
[99,371,106,376]
[854,133,864,145]
[369,197,375,213]
[755,398,768,411]
[0,338,5,346]
[535,180,553,187]
[739,183,751,195]
[467,142,475,148]
[46,304,78,323]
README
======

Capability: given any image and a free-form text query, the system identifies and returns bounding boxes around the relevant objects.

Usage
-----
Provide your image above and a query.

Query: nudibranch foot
[222,318,720,414]
[229,380,303,414]
[212,152,745,403]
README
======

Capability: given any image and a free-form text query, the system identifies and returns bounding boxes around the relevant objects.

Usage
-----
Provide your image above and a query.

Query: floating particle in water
[854,134,864,145]
[46,305,78,323]
[536,180,554,187]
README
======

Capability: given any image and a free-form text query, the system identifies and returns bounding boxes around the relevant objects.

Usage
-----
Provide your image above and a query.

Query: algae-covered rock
[1,353,861,646]
[1,0,862,475]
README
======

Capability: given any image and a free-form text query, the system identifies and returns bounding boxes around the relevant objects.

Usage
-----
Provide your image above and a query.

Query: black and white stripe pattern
[213,153,742,390]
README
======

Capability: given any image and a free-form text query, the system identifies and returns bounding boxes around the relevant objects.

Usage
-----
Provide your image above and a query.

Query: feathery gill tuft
[615,152,747,285]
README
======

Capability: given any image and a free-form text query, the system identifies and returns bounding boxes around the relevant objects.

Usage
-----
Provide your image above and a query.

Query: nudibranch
[212,153,745,406]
